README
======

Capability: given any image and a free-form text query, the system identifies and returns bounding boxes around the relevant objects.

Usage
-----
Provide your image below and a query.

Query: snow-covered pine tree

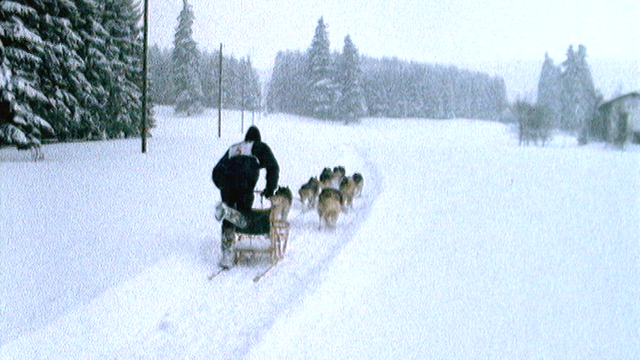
[0,0,55,146]
[148,45,175,105]
[0,39,22,145]
[197,50,219,108]
[102,0,145,138]
[306,17,337,119]
[0,41,9,89]
[74,0,112,139]
[172,0,204,116]
[1,0,146,143]
[36,0,98,141]
[559,46,577,131]
[336,35,367,123]
[537,52,562,129]
[266,50,307,115]
[560,45,597,133]
[573,45,598,140]
[240,56,261,113]
[222,55,239,109]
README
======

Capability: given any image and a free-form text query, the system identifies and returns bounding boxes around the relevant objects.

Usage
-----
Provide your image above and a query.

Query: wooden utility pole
[218,43,223,138]
[241,74,245,133]
[141,0,149,153]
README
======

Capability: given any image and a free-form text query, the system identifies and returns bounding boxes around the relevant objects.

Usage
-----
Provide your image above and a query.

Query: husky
[352,172,364,197]
[319,167,334,189]
[317,188,343,229]
[331,166,346,189]
[299,177,320,210]
[270,186,293,222]
[339,176,356,210]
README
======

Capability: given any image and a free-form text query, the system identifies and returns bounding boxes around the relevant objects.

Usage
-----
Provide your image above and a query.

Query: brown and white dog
[339,176,356,210]
[319,167,334,189]
[299,177,320,210]
[317,188,343,229]
[331,166,346,188]
[270,186,293,223]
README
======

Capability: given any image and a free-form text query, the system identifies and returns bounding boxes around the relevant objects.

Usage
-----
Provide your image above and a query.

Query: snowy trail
[109,144,382,359]
[1,108,384,359]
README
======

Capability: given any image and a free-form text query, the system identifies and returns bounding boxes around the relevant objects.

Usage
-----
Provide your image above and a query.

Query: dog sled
[211,191,291,281]
[234,197,290,263]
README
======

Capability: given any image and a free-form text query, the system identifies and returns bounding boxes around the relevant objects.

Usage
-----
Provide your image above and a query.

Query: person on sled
[212,125,279,269]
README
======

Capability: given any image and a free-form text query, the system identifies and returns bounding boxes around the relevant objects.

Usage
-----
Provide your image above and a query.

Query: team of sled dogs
[262,166,363,231]
[298,166,364,229]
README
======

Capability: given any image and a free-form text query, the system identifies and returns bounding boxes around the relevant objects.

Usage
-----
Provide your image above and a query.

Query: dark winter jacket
[212,126,279,210]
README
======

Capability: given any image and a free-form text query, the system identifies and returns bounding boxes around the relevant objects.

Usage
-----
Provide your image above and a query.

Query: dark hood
[245,126,261,142]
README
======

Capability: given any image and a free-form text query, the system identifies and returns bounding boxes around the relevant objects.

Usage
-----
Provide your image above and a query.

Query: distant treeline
[148,45,261,113]
[150,15,508,122]
[267,51,507,120]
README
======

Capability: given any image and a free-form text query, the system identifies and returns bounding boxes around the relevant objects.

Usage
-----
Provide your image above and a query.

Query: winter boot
[215,202,225,221]
[214,202,248,228]
[219,248,235,269]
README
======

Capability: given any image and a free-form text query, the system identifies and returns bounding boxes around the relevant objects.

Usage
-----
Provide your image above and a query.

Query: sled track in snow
[230,143,384,359]
[112,143,384,359]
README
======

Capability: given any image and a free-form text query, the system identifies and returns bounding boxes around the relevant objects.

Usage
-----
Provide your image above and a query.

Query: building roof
[599,91,640,110]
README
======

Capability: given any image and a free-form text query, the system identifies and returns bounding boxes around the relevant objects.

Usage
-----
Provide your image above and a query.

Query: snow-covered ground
[1,107,638,359]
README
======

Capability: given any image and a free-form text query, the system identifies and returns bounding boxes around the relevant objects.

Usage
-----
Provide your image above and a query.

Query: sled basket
[233,193,290,263]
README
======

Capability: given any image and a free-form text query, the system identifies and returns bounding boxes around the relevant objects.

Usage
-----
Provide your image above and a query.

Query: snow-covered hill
[1,107,638,359]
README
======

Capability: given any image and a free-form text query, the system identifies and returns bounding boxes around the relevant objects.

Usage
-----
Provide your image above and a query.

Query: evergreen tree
[266,50,307,115]
[75,0,111,139]
[0,41,8,89]
[198,50,219,108]
[560,45,597,133]
[35,0,94,140]
[240,56,261,113]
[0,0,146,144]
[0,0,55,146]
[265,18,506,121]
[336,35,367,123]
[1,38,28,145]
[306,17,336,119]
[221,55,239,109]
[573,45,598,140]
[190,50,261,111]
[102,0,146,138]
[148,45,174,105]
[358,58,506,119]
[172,0,204,116]
[537,52,562,129]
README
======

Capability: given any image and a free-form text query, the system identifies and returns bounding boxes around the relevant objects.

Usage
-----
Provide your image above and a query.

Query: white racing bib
[228,141,255,158]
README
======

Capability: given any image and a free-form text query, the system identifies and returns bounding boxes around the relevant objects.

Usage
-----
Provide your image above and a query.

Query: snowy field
[1,106,638,359]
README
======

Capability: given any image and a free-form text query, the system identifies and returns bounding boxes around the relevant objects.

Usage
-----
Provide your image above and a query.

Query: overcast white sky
[149,0,639,68]
[148,0,639,98]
